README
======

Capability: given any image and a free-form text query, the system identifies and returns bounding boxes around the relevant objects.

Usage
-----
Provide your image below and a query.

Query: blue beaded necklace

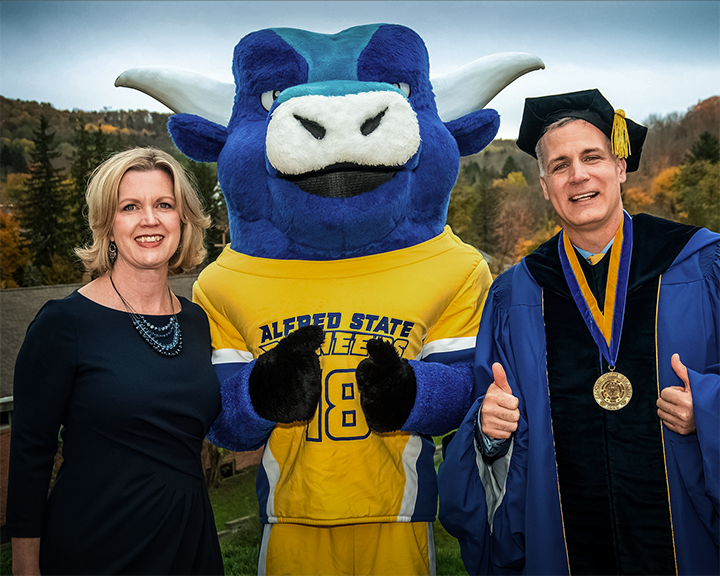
[110,275,183,357]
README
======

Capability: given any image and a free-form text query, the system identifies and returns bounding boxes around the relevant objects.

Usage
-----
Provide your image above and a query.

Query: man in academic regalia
[438,89,719,575]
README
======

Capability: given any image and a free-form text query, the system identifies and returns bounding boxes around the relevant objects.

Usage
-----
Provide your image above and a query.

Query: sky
[1,0,718,139]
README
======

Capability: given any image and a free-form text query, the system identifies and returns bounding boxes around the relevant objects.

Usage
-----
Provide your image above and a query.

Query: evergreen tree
[0,141,29,177]
[460,160,482,186]
[500,155,522,178]
[472,165,500,254]
[448,162,501,256]
[68,115,95,249]
[182,158,228,264]
[92,123,117,162]
[686,131,720,164]
[20,115,70,271]
[676,160,720,232]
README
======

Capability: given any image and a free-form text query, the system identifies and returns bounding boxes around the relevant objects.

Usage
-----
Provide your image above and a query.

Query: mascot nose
[266,90,420,176]
[360,108,387,136]
[294,114,326,140]
[294,108,388,140]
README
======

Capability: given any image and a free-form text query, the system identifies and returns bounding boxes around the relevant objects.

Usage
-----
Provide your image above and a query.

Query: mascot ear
[444,109,500,157]
[167,113,228,163]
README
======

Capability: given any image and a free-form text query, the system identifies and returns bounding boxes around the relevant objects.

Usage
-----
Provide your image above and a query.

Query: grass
[210,464,263,533]
[0,545,10,575]
[434,520,467,576]
[210,464,263,575]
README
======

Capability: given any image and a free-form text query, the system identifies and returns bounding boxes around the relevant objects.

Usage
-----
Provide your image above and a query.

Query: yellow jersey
[194,227,491,525]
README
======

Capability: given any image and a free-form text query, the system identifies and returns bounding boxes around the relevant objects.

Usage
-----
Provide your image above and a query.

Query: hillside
[2,94,717,182]
[0,96,175,173]
[0,94,717,282]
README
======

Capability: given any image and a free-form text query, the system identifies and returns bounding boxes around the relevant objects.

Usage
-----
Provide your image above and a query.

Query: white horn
[115,53,543,126]
[115,67,235,126]
[432,52,545,123]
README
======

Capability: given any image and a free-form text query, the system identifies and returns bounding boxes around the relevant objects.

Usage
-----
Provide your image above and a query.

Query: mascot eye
[392,82,411,98]
[261,90,282,112]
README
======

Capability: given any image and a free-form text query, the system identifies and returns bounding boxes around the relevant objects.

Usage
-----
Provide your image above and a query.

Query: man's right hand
[480,363,520,439]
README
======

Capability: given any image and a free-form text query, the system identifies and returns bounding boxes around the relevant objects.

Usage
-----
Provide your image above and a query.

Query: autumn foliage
[0,96,717,285]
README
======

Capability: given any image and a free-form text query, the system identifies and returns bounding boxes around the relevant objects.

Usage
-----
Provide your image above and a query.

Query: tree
[648,166,682,219]
[18,264,43,287]
[686,131,720,165]
[0,211,30,288]
[203,439,229,489]
[181,158,228,264]
[19,115,71,274]
[500,155,522,178]
[92,122,117,162]
[675,160,720,232]
[516,219,561,259]
[67,116,96,250]
[471,165,501,255]
[622,186,653,215]
[447,161,500,255]
[0,140,29,176]
[0,172,30,210]
[447,174,479,247]
[41,253,84,286]
[491,172,549,273]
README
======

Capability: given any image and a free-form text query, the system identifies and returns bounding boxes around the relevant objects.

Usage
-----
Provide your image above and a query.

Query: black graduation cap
[516,88,648,172]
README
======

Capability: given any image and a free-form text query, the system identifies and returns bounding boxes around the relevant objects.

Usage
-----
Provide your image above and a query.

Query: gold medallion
[593,371,632,410]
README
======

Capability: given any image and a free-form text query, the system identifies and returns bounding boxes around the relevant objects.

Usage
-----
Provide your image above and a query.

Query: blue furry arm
[207,360,275,452]
[402,360,475,436]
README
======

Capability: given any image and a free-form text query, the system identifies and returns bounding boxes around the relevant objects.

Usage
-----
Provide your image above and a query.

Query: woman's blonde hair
[75,147,211,276]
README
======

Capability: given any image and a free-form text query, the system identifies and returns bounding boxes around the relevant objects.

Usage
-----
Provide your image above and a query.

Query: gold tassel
[611,109,631,159]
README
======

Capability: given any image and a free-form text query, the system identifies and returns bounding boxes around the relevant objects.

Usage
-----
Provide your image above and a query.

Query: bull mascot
[116,23,543,574]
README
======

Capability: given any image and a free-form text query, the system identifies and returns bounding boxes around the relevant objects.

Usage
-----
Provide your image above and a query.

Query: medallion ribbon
[558,212,633,369]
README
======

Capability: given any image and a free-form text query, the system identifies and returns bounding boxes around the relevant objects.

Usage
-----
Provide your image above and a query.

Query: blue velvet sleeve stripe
[213,360,247,383]
[410,435,440,522]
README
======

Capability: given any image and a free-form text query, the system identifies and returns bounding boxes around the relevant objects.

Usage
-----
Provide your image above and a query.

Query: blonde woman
[7,148,224,575]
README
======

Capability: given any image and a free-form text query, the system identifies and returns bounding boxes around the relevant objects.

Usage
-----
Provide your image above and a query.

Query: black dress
[6,291,225,575]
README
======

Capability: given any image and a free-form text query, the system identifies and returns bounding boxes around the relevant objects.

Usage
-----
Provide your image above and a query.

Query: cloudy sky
[1,1,718,139]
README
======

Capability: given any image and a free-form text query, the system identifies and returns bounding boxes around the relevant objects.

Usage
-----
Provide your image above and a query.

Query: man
[438,89,719,575]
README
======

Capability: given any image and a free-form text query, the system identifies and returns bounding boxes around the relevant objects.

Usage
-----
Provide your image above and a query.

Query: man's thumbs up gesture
[657,353,696,435]
[480,363,520,440]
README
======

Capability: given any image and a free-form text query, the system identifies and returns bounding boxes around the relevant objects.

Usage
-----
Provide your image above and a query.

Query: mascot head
[116,23,543,259]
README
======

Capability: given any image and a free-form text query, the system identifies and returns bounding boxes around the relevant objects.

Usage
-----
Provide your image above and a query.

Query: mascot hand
[249,325,324,423]
[357,338,417,433]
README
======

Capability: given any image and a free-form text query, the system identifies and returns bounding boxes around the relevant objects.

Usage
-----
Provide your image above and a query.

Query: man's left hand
[657,353,696,435]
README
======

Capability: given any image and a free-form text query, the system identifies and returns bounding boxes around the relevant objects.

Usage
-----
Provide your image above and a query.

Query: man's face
[539,119,627,244]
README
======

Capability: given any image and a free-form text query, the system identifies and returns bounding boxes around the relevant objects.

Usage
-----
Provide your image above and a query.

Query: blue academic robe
[438,215,719,575]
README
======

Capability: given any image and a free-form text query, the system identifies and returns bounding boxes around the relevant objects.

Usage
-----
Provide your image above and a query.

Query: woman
[6,147,224,575]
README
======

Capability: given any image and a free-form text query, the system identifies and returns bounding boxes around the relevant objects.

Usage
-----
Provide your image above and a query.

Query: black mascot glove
[356,338,417,433]
[249,325,324,423]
